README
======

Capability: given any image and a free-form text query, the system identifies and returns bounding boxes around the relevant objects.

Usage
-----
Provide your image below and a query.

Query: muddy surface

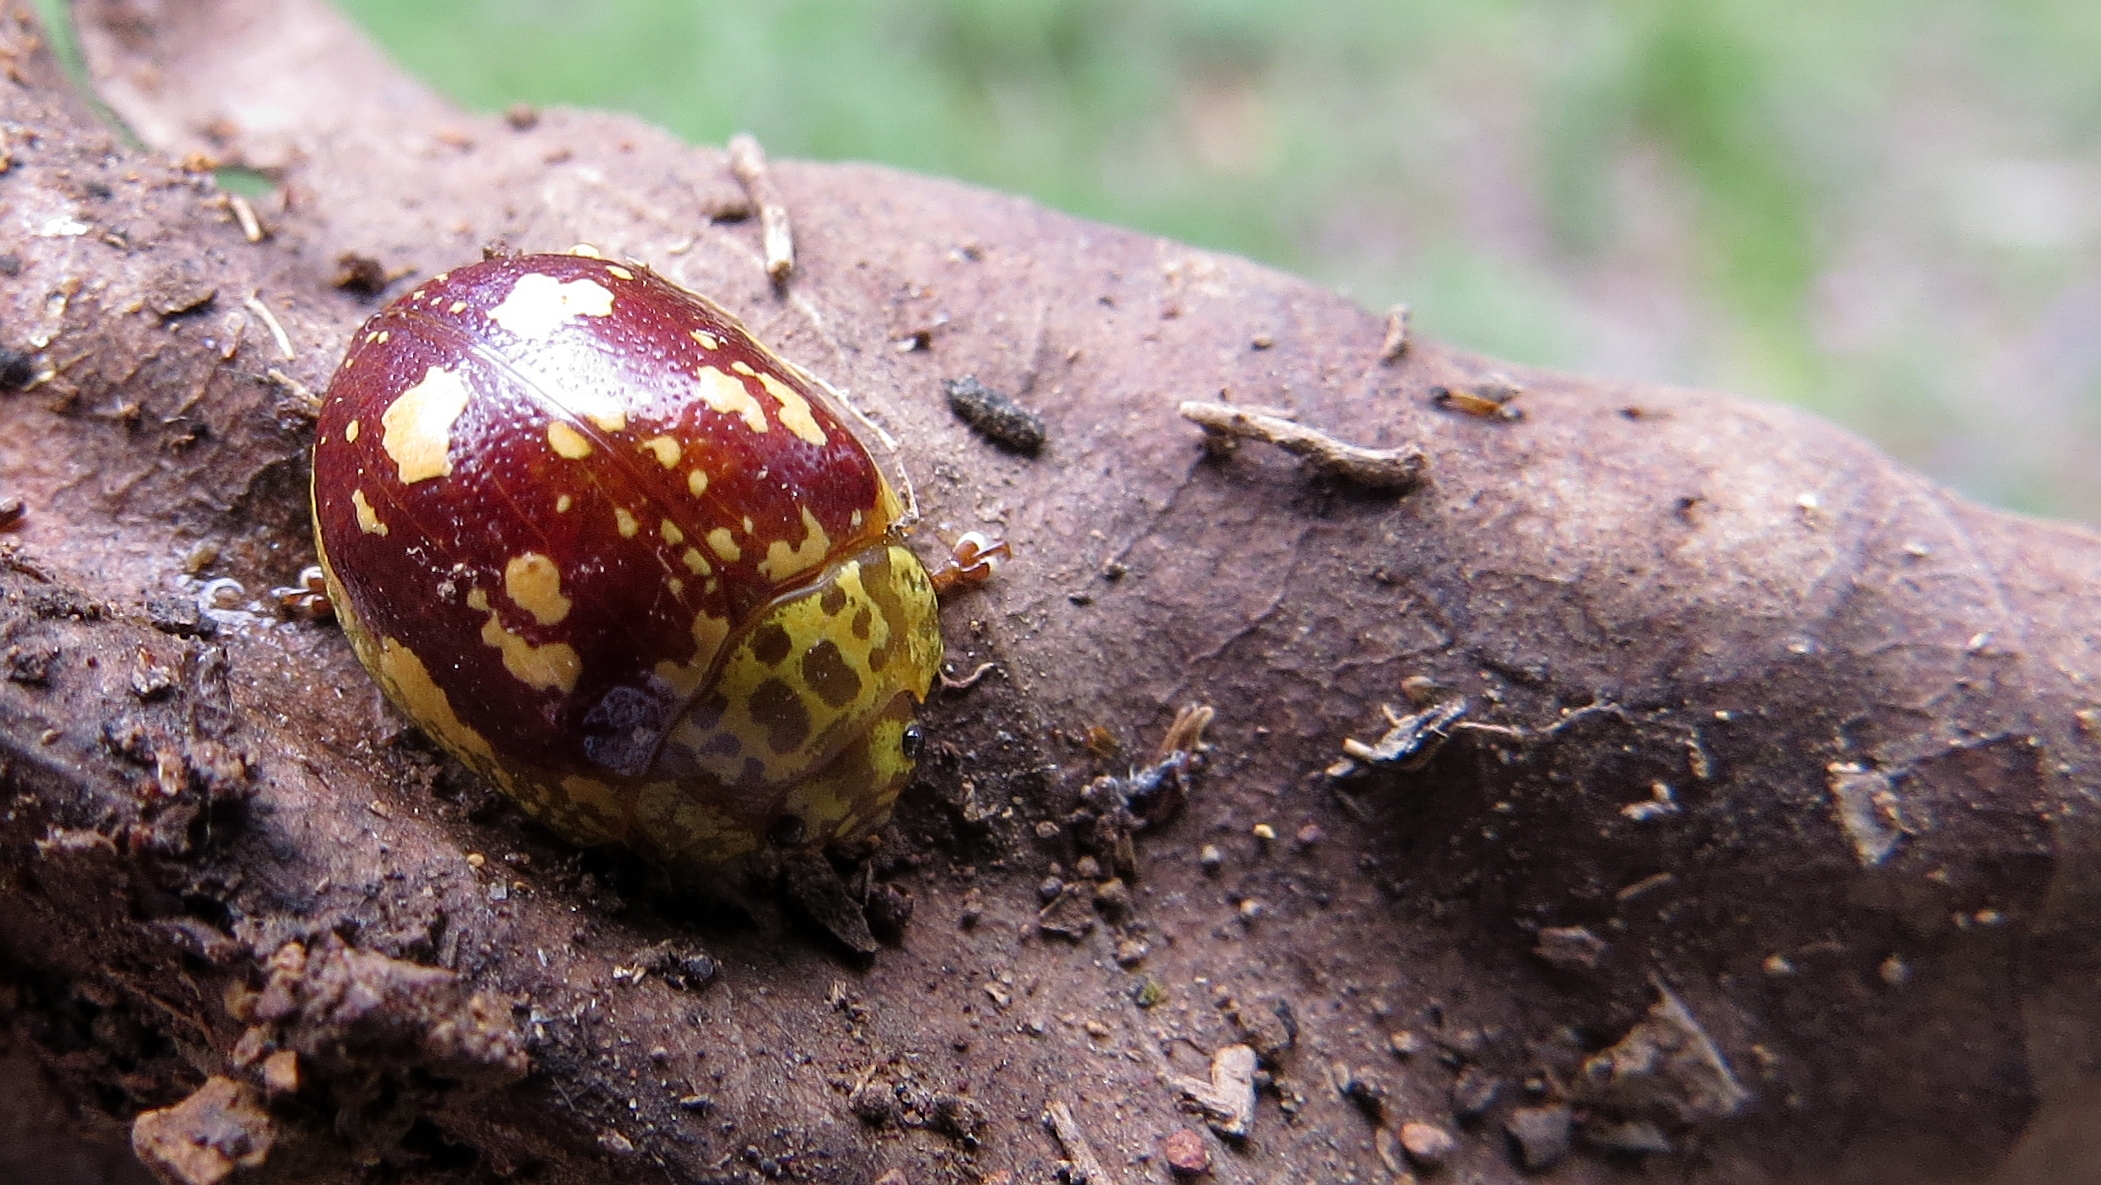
[0,2,2098,1182]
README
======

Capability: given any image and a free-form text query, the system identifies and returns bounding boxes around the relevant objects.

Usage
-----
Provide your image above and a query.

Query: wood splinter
[1179,401,1424,491]
[1043,1100,1119,1185]
[727,133,794,284]
[1378,303,1410,363]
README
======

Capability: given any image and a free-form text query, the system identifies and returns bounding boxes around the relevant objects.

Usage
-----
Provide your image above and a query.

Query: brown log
[0,2,2098,1182]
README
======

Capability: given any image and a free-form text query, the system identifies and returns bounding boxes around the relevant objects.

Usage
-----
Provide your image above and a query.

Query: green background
[65,1,2101,521]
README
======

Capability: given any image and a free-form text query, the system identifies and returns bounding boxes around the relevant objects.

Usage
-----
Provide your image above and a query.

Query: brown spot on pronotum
[800,639,864,709]
[747,678,812,755]
[750,622,793,667]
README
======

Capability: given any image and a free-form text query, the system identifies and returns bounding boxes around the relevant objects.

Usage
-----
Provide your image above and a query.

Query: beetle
[311,250,961,865]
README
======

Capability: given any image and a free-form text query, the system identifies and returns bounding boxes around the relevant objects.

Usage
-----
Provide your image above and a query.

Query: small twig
[939,661,999,693]
[1179,401,1423,491]
[1043,1100,1118,1185]
[1378,303,1410,363]
[1154,703,1215,764]
[1331,699,1469,777]
[727,133,794,284]
[243,296,294,361]
[226,193,266,243]
[1431,374,1525,421]
[263,368,317,409]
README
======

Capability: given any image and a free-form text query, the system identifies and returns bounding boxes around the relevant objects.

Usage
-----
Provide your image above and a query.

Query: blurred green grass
[75,0,2101,519]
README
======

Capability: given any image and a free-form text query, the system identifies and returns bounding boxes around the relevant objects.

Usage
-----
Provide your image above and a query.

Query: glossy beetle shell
[311,252,942,864]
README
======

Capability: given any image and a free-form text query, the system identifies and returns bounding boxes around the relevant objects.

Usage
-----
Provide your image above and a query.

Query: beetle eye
[900,723,924,759]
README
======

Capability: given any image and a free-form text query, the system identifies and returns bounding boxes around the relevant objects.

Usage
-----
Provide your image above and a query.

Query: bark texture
[2,2,2100,1182]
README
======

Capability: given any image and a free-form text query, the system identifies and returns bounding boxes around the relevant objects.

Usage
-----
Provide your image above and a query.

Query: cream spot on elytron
[730,361,756,376]
[380,366,472,484]
[505,552,572,626]
[547,421,593,459]
[649,610,732,701]
[351,488,389,536]
[758,372,828,447]
[556,494,573,513]
[688,469,709,497]
[375,637,495,763]
[661,519,686,545]
[689,329,721,351]
[682,548,711,576]
[489,272,615,340]
[616,508,639,538]
[448,301,468,314]
[641,435,682,468]
[695,366,769,434]
[606,265,635,280]
[560,774,622,816]
[707,527,742,563]
[561,386,627,433]
[668,577,684,597]
[344,419,360,443]
[760,506,834,582]
[468,588,581,693]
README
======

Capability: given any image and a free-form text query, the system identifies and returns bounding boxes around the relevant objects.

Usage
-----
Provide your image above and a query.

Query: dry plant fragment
[1432,374,1525,420]
[243,294,293,359]
[226,192,265,242]
[728,132,794,283]
[1378,303,1410,362]
[1171,1043,1259,1139]
[945,374,1046,454]
[1043,1099,1119,1184]
[1155,702,1215,762]
[1179,400,1424,491]
[1330,699,1469,776]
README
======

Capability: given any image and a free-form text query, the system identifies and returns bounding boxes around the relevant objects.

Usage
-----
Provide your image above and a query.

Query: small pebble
[1198,844,1224,872]
[1879,953,1910,987]
[1294,823,1324,847]
[1533,925,1609,972]
[1451,1066,1502,1119]
[1163,1127,1211,1176]
[1252,823,1276,842]
[1399,1121,1455,1169]
[1504,1104,1573,1171]
[1389,1030,1424,1058]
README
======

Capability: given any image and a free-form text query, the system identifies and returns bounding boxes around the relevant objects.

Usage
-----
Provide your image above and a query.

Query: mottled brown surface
[1,1,2099,1183]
